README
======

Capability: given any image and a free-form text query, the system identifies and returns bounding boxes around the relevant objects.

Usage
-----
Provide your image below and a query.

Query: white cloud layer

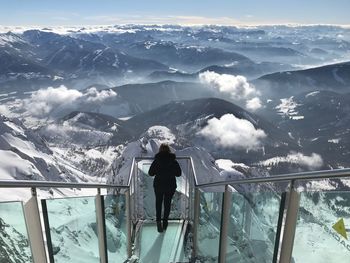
[287,152,324,169]
[246,97,262,111]
[199,71,262,110]
[260,152,324,170]
[198,113,266,150]
[0,105,12,116]
[19,86,117,118]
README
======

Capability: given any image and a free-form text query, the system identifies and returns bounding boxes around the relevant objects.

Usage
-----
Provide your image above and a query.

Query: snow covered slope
[0,114,113,184]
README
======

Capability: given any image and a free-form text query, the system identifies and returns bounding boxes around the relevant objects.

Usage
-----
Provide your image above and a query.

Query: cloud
[197,113,267,150]
[245,15,254,19]
[287,152,324,169]
[199,71,262,110]
[22,86,82,117]
[84,87,117,103]
[168,16,240,26]
[246,97,262,111]
[0,105,12,116]
[52,16,71,21]
[260,152,324,170]
[83,15,241,26]
[19,86,117,118]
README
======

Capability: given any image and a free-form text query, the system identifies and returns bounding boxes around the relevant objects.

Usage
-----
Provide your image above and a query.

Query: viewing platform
[1,157,350,262]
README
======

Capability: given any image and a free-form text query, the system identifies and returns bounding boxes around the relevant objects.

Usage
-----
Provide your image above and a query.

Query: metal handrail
[197,167,350,188]
[0,180,129,189]
[2,164,347,190]
[127,158,136,187]
[133,156,199,186]
[134,156,194,160]
[0,157,195,189]
[190,157,200,186]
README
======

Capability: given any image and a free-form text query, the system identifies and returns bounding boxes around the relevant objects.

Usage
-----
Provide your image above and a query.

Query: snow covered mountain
[115,40,252,72]
[41,97,325,174]
[260,90,350,169]
[148,61,296,83]
[1,24,349,177]
[254,61,350,99]
[0,114,117,184]
[123,98,314,172]
[46,111,133,146]
[1,23,350,263]
[21,30,169,75]
[110,80,214,115]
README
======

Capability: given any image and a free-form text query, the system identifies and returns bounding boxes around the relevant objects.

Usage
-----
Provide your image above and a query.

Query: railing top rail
[127,158,136,187]
[2,160,349,190]
[0,157,194,189]
[0,180,129,189]
[197,168,350,188]
[132,156,199,186]
[134,156,192,160]
[190,157,200,186]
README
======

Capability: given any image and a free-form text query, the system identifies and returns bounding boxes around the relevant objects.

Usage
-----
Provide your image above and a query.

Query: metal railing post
[218,185,232,263]
[187,159,193,221]
[279,181,300,263]
[23,187,48,263]
[192,187,200,259]
[126,189,132,258]
[243,196,252,237]
[273,192,287,263]
[96,188,108,263]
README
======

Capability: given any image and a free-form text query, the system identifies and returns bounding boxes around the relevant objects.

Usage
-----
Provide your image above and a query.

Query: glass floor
[136,220,190,263]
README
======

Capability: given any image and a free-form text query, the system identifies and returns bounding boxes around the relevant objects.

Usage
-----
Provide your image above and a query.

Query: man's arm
[148,160,157,176]
[174,161,182,177]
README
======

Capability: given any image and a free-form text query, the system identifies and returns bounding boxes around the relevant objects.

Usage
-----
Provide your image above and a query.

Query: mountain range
[1,24,350,176]
[1,24,350,263]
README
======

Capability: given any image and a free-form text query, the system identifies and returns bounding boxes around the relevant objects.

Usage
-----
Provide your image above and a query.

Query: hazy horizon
[0,0,349,27]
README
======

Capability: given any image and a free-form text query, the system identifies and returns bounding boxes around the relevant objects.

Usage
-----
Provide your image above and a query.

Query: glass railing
[226,191,282,263]
[130,158,193,221]
[197,190,223,262]
[194,186,283,263]
[0,181,129,263]
[0,201,33,263]
[41,193,129,263]
[104,194,128,262]
[1,159,350,263]
[292,191,350,263]
[42,196,100,263]
[192,168,350,263]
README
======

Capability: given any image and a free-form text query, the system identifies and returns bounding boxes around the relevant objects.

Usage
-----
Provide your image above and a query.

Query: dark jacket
[148,152,181,192]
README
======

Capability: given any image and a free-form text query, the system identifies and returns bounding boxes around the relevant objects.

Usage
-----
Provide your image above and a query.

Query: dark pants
[154,189,175,221]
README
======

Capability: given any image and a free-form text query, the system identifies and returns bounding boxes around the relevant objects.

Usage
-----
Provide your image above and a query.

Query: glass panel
[0,201,33,263]
[104,194,128,262]
[43,196,100,263]
[226,192,281,263]
[197,191,223,262]
[293,192,350,263]
[139,161,156,219]
[177,159,191,220]
[129,160,137,222]
[135,159,190,221]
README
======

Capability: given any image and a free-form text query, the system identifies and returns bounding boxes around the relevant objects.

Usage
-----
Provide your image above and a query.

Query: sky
[0,0,349,26]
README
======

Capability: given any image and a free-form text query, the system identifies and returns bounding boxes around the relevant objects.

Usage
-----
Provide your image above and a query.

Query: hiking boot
[163,219,168,231]
[157,221,163,233]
